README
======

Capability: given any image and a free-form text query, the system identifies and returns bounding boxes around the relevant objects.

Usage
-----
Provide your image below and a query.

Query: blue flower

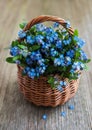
[39,65,46,74]
[35,35,44,44]
[26,57,33,65]
[21,50,28,57]
[42,43,51,49]
[68,37,72,43]
[46,35,54,43]
[36,24,46,31]
[37,58,45,65]
[60,54,64,59]
[63,81,67,86]
[24,67,30,72]
[74,36,85,48]
[12,21,88,80]
[66,49,74,58]
[54,54,65,66]
[26,35,34,44]
[28,69,36,79]
[61,29,68,36]
[29,51,42,62]
[30,52,36,60]
[44,27,54,34]
[72,62,80,71]
[18,30,26,38]
[52,32,58,40]
[60,55,65,66]
[56,40,62,49]
[23,66,30,74]
[57,85,63,92]
[54,58,61,66]
[10,46,19,56]
[50,48,58,57]
[72,62,85,71]
[63,40,66,45]
[35,51,42,61]
[60,81,67,87]
[63,37,71,45]
[73,36,79,42]
[53,22,59,28]
[80,62,85,70]
[35,67,40,77]
[41,49,49,56]
[65,56,72,66]
[59,81,63,86]
[65,21,71,28]
[70,69,75,74]
[78,39,85,48]
[80,50,88,60]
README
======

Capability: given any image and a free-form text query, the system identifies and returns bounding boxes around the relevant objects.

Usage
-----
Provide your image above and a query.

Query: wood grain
[0,0,92,130]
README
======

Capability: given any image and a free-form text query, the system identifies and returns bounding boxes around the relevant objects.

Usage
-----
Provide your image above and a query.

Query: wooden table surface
[0,0,92,130]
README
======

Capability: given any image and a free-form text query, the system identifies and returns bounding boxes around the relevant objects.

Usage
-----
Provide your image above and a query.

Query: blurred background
[0,0,92,130]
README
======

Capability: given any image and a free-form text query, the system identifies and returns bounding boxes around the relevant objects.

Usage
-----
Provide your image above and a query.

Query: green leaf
[29,26,37,35]
[81,59,91,64]
[11,40,20,47]
[84,65,89,70]
[31,45,40,51]
[13,55,22,61]
[56,30,63,39]
[18,44,27,49]
[19,22,27,29]
[19,63,26,67]
[75,51,80,59]
[45,65,56,74]
[85,59,91,63]
[47,76,54,84]
[45,59,49,64]
[47,76,56,89]
[6,57,15,63]
[74,29,79,36]
[51,57,55,61]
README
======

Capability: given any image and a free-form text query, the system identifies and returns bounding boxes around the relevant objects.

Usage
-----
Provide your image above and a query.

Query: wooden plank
[0,0,92,130]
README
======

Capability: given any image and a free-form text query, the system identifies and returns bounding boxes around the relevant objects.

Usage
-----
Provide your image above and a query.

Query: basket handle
[23,15,74,35]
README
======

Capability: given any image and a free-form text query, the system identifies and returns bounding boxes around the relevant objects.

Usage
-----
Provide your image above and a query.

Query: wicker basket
[17,15,80,107]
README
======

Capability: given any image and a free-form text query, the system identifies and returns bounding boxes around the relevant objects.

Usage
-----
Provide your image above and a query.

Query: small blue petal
[65,21,71,28]
[60,81,63,86]
[26,35,34,44]
[15,60,20,65]
[57,85,63,92]
[61,112,66,117]
[53,22,59,28]
[63,81,67,86]
[68,105,75,110]
[18,30,26,38]
[42,114,47,120]
[10,46,20,56]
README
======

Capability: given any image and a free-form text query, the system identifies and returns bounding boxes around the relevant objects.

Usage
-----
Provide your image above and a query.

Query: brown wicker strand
[17,65,79,107]
[23,15,74,35]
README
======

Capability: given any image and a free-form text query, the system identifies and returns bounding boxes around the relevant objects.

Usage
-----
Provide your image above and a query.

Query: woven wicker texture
[17,15,79,107]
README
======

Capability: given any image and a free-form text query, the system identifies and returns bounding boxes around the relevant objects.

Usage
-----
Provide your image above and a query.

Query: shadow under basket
[17,65,79,107]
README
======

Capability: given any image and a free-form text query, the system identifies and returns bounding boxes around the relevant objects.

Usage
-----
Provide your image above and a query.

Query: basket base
[17,65,79,107]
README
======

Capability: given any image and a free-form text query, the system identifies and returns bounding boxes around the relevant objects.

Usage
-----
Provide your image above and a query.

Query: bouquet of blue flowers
[6,15,90,90]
